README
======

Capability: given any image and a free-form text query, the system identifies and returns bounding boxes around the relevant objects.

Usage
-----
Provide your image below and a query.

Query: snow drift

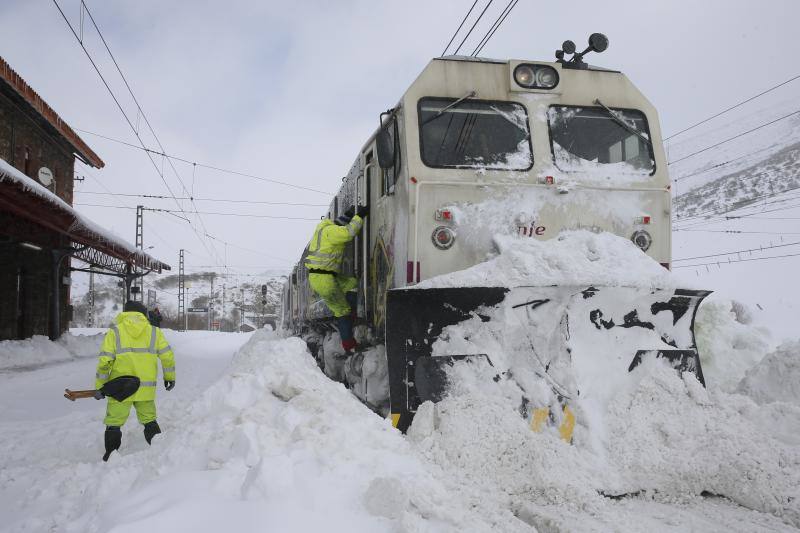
[737,340,800,405]
[403,231,800,529]
[0,330,103,370]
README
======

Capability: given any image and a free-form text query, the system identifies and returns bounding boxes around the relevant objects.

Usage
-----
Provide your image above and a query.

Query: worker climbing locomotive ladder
[304,204,369,352]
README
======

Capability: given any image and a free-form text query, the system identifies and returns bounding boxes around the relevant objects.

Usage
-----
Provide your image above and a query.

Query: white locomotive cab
[280,50,714,436]
[396,56,670,285]
[283,53,673,334]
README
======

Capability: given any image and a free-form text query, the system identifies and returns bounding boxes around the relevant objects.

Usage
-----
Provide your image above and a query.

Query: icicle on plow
[385,286,711,436]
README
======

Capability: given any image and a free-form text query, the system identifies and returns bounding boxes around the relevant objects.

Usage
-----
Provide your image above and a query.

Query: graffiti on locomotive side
[370,234,394,330]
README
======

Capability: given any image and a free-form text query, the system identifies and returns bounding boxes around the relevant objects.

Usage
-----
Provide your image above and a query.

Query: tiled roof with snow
[0,56,104,168]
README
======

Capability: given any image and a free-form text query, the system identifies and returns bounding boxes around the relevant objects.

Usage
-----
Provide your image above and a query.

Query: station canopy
[0,159,170,275]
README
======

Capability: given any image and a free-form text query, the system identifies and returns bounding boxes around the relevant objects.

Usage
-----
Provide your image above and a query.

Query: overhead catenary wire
[673,251,800,269]
[673,240,800,262]
[441,0,480,56]
[665,73,800,141]
[75,190,328,207]
[80,2,227,269]
[667,109,800,166]
[674,229,800,235]
[674,188,800,228]
[673,168,800,223]
[675,203,800,231]
[51,0,222,266]
[452,0,496,56]
[75,203,319,220]
[77,128,333,196]
[671,144,782,183]
[76,157,181,255]
[147,210,292,266]
[471,0,520,57]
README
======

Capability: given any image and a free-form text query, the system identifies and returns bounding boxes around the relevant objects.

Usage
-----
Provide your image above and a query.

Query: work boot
[341,337,358,353]
[103,426,122,462]
[143,421,162,445]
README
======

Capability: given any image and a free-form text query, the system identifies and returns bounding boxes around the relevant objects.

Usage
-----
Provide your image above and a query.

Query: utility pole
[221,283,226,332]
[133,205,144,302]
[208,275,214,331]
[88,266,95,328]
[240,288,245,332]
[178,249,185,331]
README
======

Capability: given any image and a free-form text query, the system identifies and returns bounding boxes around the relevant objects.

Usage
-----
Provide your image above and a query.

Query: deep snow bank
[694,299,772,391]
[0,331,103,370]
[737,340,800,405]
[3,330,529,533]
[404,232,799,528]
[410,360,800,529]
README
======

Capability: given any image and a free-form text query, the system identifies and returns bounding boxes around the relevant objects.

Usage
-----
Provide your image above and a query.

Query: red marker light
[410,177,418,184]
[643,216,651,224]
[435,208,454,222]
[545,176,554,185]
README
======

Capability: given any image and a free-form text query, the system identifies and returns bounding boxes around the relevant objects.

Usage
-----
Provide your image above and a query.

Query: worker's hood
[115,311,150,339]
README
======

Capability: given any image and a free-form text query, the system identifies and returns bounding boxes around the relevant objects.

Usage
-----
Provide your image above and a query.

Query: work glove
[94,390,105,400]
[356,205,369,218]
[164,380,175,391]
[344,206,355,218]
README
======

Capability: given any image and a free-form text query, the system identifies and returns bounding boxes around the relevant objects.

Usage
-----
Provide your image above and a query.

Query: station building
[0,56,169,341]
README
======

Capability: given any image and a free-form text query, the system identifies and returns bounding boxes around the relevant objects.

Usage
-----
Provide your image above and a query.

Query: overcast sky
[1,0,798,283]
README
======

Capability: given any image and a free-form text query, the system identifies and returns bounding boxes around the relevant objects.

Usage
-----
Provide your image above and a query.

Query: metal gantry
[178,249,185,331]
[88,266,95,328]
[133,205,144,301]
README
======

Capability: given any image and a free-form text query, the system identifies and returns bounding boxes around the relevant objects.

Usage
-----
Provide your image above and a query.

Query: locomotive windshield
[418,98,533,170]
[548,106,655,175]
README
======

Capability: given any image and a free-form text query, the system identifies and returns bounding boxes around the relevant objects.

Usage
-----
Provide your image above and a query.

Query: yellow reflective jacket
[304,215,363,273]
[95,311,175,402]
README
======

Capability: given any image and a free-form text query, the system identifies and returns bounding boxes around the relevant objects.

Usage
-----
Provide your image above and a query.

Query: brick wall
[0,90,75,205]
[0,90,76,340]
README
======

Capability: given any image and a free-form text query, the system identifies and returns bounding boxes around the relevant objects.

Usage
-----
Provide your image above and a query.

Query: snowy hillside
[70,270,287,331]
[669,97,800,341]
[674,140,800,220]
[666,98,800,191]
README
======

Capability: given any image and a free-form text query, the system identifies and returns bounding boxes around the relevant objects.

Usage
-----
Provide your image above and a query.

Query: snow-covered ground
[1,313,799,532]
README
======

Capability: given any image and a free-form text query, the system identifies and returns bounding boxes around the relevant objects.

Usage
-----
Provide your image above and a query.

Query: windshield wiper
[593,98,653,150]
[421,91,477,126]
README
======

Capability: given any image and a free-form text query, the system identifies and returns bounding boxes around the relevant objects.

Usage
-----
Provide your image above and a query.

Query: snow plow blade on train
[385,286,711,434]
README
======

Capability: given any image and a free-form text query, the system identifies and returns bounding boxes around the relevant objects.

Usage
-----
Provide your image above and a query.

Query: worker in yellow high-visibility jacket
[95,300,175,461]
[304,205,368,352]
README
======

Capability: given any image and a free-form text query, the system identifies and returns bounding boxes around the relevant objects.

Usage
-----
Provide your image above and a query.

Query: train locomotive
[282,34,710,435]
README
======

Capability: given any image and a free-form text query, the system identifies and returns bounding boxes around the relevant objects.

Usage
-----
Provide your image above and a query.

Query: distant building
[0,56,169,341]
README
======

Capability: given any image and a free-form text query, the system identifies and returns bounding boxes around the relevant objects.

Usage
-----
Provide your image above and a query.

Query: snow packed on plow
[292,229,800,530]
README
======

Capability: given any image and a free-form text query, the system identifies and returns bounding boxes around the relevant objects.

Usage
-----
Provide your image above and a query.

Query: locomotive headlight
[432,226,456,250]
[513,64,559,89]
[535,67,558,88]
[631,230,652,252]
[514,65,536,87]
